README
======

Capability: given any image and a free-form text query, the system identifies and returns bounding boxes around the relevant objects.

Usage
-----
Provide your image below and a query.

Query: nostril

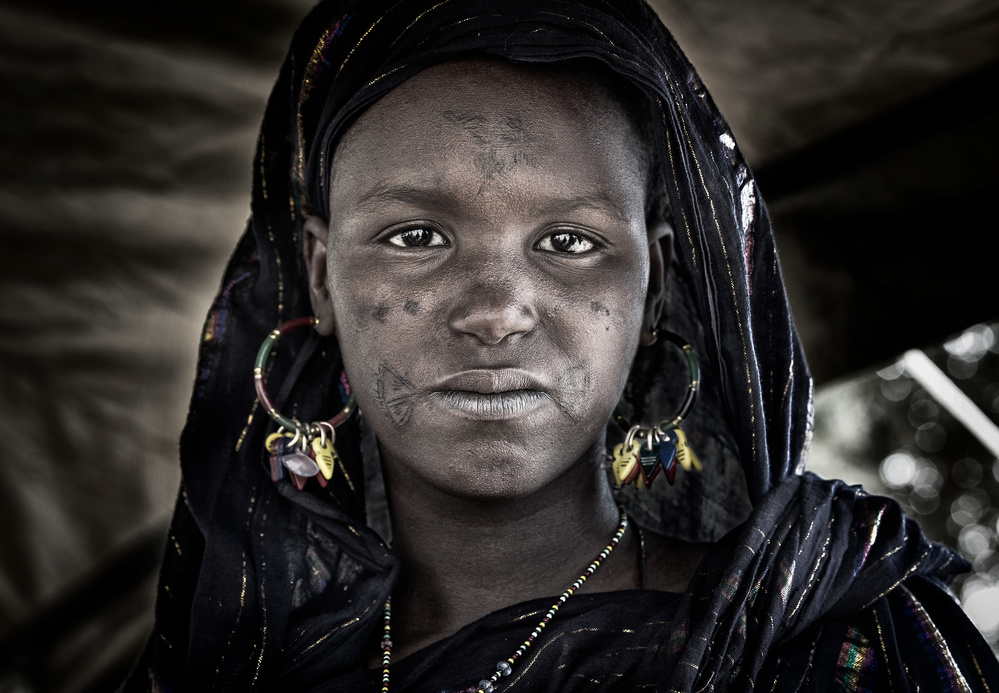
[449,302,537,345]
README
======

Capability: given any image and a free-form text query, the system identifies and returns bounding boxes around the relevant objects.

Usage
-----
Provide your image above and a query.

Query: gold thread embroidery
[900,585,974,692]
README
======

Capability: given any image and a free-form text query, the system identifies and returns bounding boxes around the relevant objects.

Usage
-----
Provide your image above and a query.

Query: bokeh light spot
[910,494,940,515]
[880,451,917,488]
[945,324,994,360]
[951,490,991,528]
[913,465,944,497]
[962,578,999,640]
[947,355,978,379]
[880,377,912,402]
[915,422,946,453]
[877,362,904,380]
[953,458,984,488]
[908,397,939,426]
[959,524,993,557]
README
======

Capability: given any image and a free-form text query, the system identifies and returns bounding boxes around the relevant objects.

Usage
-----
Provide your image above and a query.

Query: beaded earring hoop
[611,330,702,489]
[254,316,357,490]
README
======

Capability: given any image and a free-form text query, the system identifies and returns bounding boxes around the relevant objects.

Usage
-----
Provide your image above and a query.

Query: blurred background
[0,0,997,690]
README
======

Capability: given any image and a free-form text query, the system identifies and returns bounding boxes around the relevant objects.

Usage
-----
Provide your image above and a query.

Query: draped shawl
[122,0,998,690]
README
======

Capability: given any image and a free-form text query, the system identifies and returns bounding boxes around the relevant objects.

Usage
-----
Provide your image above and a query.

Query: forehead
[328,58,646,209]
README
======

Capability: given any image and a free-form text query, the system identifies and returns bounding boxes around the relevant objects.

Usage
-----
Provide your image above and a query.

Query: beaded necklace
[379,510,630,693]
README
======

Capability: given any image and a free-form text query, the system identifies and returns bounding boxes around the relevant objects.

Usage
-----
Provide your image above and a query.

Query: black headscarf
[123,0,996,690]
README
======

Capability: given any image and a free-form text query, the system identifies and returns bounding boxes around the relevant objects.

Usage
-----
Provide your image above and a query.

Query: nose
[448,273,538,345]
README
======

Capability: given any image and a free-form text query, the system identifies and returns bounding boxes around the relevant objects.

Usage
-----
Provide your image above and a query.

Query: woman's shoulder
[763,574,999,691]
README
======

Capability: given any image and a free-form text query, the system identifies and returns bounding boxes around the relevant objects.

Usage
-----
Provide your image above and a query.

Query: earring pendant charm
[612,440,642,486]
[254,317,358,491]
[674,428,702,472]
[637,440,661,486]
[311,431,338,480]
[611,331,702,490]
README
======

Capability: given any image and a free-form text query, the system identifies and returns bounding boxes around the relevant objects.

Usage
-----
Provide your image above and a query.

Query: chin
[375,402,611,505]
[422,453,554,503]
[416,437,602,505]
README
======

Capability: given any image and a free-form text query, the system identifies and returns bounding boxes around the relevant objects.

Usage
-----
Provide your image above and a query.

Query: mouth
[432,368,547,394]
[430,369,550,420]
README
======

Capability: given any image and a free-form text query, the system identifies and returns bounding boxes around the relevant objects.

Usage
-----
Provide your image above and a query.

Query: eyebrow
[348,184,634,224]
[349,184,454,216]
[542,193,632,224]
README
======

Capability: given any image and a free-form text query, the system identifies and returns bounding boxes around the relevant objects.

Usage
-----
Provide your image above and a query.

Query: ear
[302,215,337,337]
[640,220,673,346]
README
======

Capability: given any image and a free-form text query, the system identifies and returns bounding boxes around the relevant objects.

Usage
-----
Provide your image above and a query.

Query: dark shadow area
[762,60,999,383]
[0,524,166,693]
[2,0,305,66]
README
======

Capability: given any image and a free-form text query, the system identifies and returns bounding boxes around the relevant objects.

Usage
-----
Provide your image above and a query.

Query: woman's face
[305,59,663,502]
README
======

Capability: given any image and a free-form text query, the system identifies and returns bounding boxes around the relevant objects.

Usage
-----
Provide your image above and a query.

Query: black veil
[123,1,986,690]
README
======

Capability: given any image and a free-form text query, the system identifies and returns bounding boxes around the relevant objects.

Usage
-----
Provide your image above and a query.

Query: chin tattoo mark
[442,110,536,194]
[373,304,389,323]
[403,299,421,316]
[553,363,594,422]
[374,364,417,426]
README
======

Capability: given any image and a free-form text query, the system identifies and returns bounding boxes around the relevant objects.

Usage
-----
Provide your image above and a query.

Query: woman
[124,0,999,690]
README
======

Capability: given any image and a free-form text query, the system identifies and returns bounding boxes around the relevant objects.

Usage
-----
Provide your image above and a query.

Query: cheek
[542,265,648,399]
[327,256,439,382]
[327,254,387,372]
[583,302,644,393]
[328,250,402,333]
[549,261,647,339]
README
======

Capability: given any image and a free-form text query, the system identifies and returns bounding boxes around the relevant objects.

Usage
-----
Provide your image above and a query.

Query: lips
[431,368,548,395]
[430,369,550,420]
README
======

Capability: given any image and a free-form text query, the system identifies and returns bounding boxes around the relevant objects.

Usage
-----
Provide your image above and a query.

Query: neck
[381,444,632,660]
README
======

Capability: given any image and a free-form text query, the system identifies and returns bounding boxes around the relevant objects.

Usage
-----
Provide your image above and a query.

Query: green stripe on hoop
[255,333,279,372]
[682,345,700,387]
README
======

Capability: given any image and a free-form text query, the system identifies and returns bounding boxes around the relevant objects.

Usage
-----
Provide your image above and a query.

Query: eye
[535,231,596,254]
[387,227,449,248]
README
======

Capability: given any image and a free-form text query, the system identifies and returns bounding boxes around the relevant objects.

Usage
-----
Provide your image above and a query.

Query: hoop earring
[611,331,701,490]
[254,317,357,490]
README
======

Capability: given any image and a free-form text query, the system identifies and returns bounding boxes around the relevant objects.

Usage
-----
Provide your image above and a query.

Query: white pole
[900,349,999,460]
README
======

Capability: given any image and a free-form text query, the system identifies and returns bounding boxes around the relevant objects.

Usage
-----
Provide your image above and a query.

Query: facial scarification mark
[403,299,420,315]
[442,110,536,194]
[374,364,417,426]
[590,301,611,317]
[552,363,594,421]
